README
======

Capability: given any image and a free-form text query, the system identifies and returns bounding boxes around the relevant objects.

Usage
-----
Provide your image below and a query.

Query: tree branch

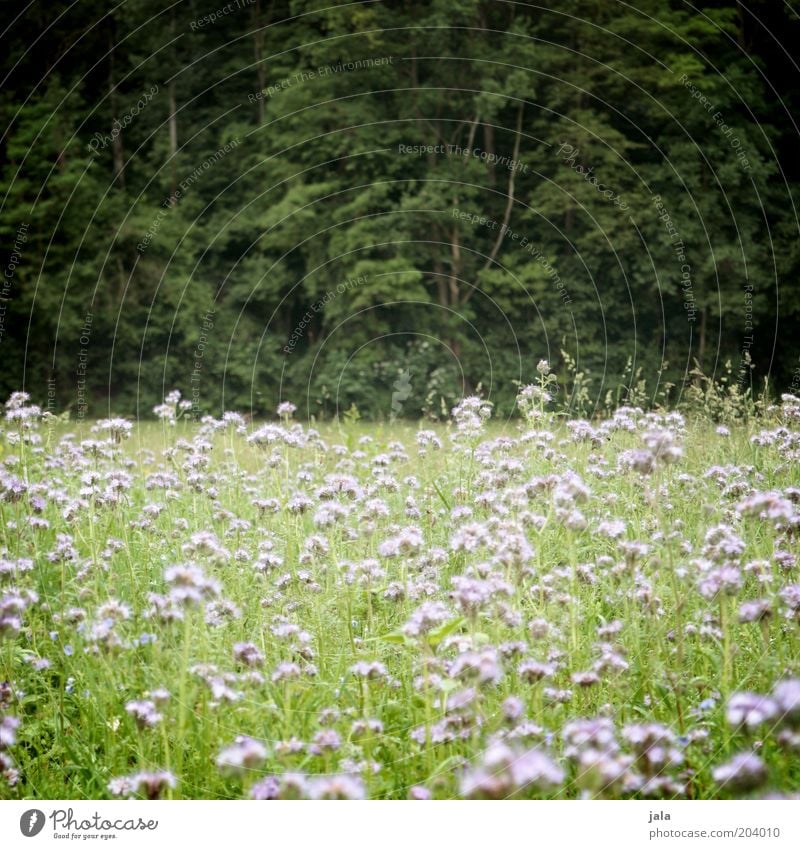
[479,102,524,277]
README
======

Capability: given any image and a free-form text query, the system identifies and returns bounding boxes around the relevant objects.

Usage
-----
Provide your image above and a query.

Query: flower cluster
[2,388,800,800]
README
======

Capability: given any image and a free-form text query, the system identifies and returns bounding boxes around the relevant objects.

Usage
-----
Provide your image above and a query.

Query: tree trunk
[483,122,496,187]
[433,249,448,307]
[449,224,461,307]
[108,20,125,188]
[168,11,178,196]
[698,307,707,368]
[253,0,266,124]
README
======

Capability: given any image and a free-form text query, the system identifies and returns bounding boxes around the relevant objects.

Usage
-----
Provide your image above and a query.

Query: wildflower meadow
[1,377,799,801]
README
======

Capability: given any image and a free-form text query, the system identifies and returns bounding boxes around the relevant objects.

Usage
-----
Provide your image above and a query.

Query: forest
[1,0,799,419]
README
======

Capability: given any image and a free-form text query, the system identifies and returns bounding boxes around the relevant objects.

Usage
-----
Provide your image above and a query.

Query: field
[1,386,800,800]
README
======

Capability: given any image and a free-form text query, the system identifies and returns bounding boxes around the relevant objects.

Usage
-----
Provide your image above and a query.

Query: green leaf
[430,477,451,510]
[426,617,466,648]
[379,630,415,647]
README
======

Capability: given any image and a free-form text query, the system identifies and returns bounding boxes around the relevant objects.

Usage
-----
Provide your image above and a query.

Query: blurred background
[1,0,798,420]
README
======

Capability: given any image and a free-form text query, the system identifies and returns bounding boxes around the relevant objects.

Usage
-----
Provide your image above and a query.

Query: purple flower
[449,649,503,686]
[408,785,432,800]
[780,585,800,618]
[460,743,564,798]
[738,599,772,623]
[773,679,800,726]
[502,696,525,723]
[726,693,778,729]
[350,660,388,680]
[109,770,176,799]
[712,752,767,792]
[698,566,743,599]
[622,723,683,773]
[249,776,281,799]
[308,775,365,800]
[572,671,601,688]
[0,716,20,749]
[216,736,268,773]
[233,642,265,668]
[563,718,618,757]
[309,729,341,754]
[402,601,451,638]
[575,748,633,796]
[271,662,302,683]
[518,659,556,682]
[125,700,162,730]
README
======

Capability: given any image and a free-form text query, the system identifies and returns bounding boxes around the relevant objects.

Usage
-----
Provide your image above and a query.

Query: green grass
[2,405,799,800]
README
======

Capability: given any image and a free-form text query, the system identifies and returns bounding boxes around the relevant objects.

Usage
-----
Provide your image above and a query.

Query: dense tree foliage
[1,1,798,419]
